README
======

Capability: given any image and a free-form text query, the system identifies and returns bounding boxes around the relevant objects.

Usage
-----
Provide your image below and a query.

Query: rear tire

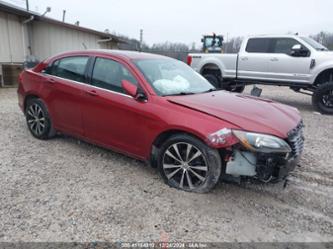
[157,134,222,193]
[312,82,333,114]
[203,74,220,88]
[224,85,245,93]
[25,98,56,139]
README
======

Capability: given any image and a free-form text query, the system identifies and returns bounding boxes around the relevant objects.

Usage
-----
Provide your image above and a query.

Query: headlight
[232,130,291,153]
[207,128,233,146]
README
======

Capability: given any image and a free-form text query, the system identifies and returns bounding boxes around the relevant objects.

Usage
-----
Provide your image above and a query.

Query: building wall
[31,21,117,61]
[0,10,25,63]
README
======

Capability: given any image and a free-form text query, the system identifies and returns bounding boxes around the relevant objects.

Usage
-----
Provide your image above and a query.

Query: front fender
[311,62,333,84]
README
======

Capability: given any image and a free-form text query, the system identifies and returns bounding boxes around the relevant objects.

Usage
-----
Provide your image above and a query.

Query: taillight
[187,55,192,66]
[18,72,23,84]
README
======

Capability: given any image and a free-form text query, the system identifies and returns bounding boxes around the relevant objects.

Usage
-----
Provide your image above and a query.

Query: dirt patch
[0,86,332,242]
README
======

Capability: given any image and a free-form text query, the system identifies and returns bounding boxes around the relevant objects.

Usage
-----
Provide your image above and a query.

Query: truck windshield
[204,37,223,47]
[133,58,214,96]
[300,37,328,51]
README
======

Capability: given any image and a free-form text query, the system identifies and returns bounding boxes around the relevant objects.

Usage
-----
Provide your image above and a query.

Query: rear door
[268,38,312,83]
[237,38,271,80]
[43,56,89,136]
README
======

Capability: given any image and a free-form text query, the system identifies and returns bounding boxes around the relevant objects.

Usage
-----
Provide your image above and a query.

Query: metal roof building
[0,0,125,87]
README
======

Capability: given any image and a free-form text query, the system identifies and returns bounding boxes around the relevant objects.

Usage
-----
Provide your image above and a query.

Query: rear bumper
[17,87,24,113]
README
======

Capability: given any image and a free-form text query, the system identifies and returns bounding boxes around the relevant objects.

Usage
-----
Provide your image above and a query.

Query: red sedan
[18,50,304,193]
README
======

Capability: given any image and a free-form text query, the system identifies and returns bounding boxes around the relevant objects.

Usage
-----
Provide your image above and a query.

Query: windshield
[204,37,223,47]
[133,58,214,96]
[300,37,328,51]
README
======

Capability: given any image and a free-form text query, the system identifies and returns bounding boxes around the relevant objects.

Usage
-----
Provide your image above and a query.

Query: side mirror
[122,80,138,97]
[121,80,147,102]
[291,44,302,51]
[290,44,308,57]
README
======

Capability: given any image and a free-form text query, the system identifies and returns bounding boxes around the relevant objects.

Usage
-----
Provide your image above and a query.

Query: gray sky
[7,0,333,46]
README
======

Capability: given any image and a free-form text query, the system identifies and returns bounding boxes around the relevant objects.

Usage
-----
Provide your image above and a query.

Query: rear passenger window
[91,58,138,94]
[246,38,270,53]
[50,57,89,82]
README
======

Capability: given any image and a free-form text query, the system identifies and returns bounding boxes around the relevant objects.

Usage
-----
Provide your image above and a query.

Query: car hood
[166,91,301,138]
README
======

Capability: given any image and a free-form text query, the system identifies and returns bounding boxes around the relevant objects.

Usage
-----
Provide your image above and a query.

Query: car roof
[246,34,302,39]
[54,49,171,61]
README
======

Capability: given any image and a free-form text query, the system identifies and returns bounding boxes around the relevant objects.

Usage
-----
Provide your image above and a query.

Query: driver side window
[272,38,309,56]
[91,58,138,94]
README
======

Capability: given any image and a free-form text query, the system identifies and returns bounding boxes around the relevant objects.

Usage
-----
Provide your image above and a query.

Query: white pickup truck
[188,35,333,114]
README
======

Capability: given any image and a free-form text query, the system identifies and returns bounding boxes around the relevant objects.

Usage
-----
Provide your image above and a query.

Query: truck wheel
[203,74,220,88]
[312,82,333,114]
[225,85,245,93]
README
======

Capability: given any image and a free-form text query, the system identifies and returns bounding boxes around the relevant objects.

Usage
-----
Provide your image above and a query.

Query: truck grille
[287,121,305,159]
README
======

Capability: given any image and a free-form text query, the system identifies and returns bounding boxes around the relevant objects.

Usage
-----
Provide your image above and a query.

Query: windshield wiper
[163,92,195,96]
[201,88,218,93]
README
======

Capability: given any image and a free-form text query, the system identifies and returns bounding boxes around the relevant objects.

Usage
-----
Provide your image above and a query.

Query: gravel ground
[0,86,332,242]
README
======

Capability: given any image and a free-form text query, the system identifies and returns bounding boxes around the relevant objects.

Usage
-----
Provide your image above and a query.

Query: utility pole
[62,10,66,22]
[139,29,143,51]
[26,0,29,11]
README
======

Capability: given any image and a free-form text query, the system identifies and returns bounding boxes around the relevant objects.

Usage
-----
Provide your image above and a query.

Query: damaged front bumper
[253,151,300,182]
[224,122,304,183]
[224,149,300,183]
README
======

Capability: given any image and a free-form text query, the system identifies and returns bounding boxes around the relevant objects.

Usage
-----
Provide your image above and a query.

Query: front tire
[25,98,56,139]
[157,134,222,193]
[312,82,333,114]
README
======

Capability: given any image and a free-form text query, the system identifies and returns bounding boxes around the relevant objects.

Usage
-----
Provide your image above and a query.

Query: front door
[268,38,312,83]
[81,57,151,157]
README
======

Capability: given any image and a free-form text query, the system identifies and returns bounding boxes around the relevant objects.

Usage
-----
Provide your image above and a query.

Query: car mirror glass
[122,80,138,97]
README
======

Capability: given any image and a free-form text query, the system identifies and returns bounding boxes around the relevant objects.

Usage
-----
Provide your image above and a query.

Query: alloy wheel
[162,142,208,191]
[322,90,333,108]
[26,104,46,136]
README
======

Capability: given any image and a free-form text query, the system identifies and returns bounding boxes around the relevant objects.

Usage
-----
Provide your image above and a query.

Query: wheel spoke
[179,170,185,189]
[190,166,208,171]
[172,144,183,162]
[36,123,41,135]
[189,168,206,182]
[163,164,181,169]
[28,119,34,124]
[33,104,38,115]
[29,106,35,116]
[27,110,34,117]
[187,150,202,164]
[167,168,181,180]
[186,171,194,190]
[166,150,182,163]
[185,144,192,161]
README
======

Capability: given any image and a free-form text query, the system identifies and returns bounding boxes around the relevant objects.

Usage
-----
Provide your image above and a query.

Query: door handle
[46,78,56,84]
[241,57,248,61]
[270,57,279,62]
[85,90,99,97]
